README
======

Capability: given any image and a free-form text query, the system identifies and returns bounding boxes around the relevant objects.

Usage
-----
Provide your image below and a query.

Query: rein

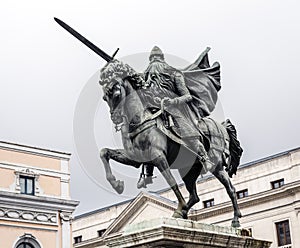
[113,104,163,136]
[114,79,163,135]
[127,110,162,138]
[128,119,156,139]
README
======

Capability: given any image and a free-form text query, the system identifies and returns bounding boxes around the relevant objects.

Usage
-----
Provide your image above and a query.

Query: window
[14,234,41,248]
[276,220,291,246]
[15,169,40,195]
[97,229,106,237]
[20,176,35,195]
[203,199,214,208]
[74,236,82,244]
[241,228,252,237]
[237,189,248,199]
[271,179,284,189]
[16,243,34,248]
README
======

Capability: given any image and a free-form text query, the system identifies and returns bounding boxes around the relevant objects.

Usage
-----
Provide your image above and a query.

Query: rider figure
[137,46,211,188]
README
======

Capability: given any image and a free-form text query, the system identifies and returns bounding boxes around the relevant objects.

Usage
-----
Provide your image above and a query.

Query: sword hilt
[112,48,119,59]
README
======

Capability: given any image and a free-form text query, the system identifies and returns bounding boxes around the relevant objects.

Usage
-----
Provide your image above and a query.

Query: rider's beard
[142,60,178,107]
[146,59,175,76]
[145,60,177,91]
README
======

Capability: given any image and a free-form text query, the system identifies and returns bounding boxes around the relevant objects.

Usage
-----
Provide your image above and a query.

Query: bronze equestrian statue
[55,18,243,227]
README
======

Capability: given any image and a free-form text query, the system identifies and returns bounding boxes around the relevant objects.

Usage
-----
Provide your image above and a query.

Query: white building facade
[73,147,300,248]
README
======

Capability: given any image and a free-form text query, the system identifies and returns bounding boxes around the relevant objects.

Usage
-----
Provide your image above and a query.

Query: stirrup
[137,176,154,189]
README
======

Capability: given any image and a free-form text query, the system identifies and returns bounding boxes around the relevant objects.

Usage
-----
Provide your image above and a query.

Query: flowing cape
[181,47,221,118]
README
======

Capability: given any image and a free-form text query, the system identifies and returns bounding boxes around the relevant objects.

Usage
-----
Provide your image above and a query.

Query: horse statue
[54,18,243,227]
[98,58,243,227]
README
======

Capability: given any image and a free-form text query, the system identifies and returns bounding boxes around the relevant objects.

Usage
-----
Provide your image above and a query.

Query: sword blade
[54,17,113,62]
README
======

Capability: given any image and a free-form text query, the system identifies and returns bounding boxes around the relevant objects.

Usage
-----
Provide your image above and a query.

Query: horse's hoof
[182,210,188,219]
[231,219,241,228]
[111,180,124,194]
[172,210,184,219]
[115,180,124,194]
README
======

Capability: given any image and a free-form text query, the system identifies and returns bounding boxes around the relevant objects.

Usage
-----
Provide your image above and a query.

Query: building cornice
[190,180,300,220]
[0,191,79,212]
[239,146,300,169]
[0,206,58,226]
[0,162,70,177]
[0,141,71,160]
[74,236,104,248]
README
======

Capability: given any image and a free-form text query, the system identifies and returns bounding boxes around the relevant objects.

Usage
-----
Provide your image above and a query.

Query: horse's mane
[99,60,151,108]
[99,60,144,89]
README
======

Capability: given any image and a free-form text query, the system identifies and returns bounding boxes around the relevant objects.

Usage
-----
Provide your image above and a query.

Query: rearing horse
[99,60,243,227]
[53,18,243,227]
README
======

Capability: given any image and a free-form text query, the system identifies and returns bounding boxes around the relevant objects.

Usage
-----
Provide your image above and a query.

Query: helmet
[149,46,164,61]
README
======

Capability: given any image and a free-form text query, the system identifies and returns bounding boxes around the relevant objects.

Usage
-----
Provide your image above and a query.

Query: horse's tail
[222,119,243,178]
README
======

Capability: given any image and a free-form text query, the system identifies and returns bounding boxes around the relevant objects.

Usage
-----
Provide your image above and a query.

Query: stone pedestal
[104,218,272,248]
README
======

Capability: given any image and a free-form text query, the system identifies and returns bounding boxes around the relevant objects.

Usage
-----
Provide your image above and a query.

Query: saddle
[128,110,228,157]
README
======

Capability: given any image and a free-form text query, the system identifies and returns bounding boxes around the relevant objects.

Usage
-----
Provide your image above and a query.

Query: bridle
[104,79,126,132]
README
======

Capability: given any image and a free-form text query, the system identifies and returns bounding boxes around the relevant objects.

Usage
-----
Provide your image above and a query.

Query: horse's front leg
[152,154,187,219]
[100,148,140,194]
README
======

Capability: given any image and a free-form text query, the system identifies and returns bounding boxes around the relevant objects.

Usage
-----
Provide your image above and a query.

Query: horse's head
[99,60,142,125]
[102,76,125,125]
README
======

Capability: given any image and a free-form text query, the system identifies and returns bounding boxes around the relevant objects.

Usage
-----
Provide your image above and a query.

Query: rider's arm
[172,71,192,104]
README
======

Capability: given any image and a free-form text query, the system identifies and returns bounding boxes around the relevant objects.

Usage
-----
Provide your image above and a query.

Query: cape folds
[182,47,221,118]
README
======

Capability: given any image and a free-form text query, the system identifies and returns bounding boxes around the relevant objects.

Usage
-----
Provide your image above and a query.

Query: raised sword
[54,17,118,61]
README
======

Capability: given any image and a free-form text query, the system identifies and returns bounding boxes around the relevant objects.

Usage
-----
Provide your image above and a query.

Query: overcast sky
[1,0,299,215]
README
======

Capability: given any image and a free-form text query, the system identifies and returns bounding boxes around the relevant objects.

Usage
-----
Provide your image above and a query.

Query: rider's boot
[137,176,153,189]
[200,154,213,173]
[137,164,154,189]
[185,138,213,174]
[197,142,213,173]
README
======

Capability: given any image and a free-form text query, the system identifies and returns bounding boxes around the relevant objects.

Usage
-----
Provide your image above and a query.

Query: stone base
[104,218,272,248]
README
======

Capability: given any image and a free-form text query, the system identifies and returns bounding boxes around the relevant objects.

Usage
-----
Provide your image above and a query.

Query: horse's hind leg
[179,164,201,218]
[152,154,187,219]
[212,164,242,227]
[100,148,140,194]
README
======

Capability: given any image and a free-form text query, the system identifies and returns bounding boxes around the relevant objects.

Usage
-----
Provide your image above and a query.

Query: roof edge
[0,141,71,159]
[240,146,300,169]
